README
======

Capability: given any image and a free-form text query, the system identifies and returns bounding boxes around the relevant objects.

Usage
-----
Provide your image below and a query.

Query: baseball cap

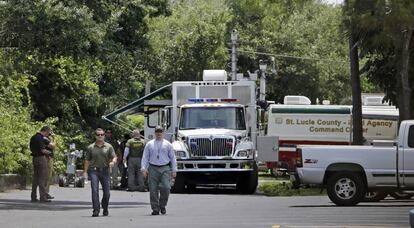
[155,126,164,133]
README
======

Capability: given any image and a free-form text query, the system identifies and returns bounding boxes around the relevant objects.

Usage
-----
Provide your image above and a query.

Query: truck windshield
[180,107,246,130]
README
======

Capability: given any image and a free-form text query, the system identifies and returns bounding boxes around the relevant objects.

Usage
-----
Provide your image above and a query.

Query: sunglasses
[96,134,105,136]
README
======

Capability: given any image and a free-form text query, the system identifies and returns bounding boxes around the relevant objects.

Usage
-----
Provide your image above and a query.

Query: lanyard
[155,140,162,160]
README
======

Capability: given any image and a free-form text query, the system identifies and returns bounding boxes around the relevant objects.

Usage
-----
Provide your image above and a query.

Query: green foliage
[126,115,145,130]
[227,0,363,104]
[146,0,232,83]
[259,181,323,196]
[343,0,414,117]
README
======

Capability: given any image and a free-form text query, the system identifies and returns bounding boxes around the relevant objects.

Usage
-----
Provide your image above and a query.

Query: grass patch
[259,181,325,196]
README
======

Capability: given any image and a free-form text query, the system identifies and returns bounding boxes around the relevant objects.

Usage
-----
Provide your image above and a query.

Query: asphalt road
[0,185,412,228]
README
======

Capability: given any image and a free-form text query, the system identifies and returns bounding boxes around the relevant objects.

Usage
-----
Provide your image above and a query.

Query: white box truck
[265,96,399,174]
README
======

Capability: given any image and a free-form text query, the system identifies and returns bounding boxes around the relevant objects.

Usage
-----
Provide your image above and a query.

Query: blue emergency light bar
[188,98,238,103]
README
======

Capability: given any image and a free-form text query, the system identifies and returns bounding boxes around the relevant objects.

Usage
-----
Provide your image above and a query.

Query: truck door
[402,124,414,187]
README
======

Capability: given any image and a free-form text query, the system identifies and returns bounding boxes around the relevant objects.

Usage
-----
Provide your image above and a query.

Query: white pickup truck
[293,120,414,206]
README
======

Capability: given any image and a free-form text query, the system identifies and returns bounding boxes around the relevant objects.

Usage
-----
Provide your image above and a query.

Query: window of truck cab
[408,125,414,148]
[179,107,246,130]
[145,107,170,128]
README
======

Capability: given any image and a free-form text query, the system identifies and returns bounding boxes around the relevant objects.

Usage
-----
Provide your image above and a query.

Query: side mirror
[160,108,169,130]
[257,108,265,131]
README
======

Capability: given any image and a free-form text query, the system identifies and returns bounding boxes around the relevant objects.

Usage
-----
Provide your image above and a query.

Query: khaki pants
[148,165,171,212]
[46,157,54,194]
[31,156,48,201]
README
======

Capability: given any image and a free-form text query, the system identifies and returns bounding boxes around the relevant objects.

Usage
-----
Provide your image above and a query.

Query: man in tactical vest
[123,129,146,191]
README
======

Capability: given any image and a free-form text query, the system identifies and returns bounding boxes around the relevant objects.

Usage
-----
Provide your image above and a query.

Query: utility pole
[259,60,267,101]
[145,80,151,95]
[231,29,238,81]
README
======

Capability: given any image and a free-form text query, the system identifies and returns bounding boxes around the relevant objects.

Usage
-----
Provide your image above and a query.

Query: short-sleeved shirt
[126,138,145,158]
[30,133,48,157]
[85,142,115,169]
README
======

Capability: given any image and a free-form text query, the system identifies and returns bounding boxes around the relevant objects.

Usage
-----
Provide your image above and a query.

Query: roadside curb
[0,174,26,192]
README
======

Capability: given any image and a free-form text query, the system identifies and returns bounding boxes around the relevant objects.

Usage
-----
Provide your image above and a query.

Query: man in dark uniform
[123,129,145,191]
[30,126,53,203]
[84,128,117,217]
[119,133,131,188]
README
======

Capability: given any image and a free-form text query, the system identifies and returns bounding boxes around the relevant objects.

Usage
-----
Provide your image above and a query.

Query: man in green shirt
[123,129,146,191]
[83,128,117,217]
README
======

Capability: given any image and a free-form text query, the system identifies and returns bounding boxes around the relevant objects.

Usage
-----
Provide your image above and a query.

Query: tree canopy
[0,0,411,175]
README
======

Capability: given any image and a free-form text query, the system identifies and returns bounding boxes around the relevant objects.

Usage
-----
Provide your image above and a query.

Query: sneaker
[92,211,99,217]
[103,209,109,216]
[46,194,54,199]
[151,210,159,215]
[160,208,166,215]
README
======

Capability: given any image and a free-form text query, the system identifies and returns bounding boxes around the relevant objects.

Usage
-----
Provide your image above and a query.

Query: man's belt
[90,167,109,171]
[149,163,170,167]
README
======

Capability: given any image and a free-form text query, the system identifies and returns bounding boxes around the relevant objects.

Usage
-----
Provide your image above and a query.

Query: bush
[259,181,324,196]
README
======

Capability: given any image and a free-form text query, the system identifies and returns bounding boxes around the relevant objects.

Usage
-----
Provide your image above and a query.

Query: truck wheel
[327,172,365,206]
[237,164,258,194]
[363,191,388,202]
[171,174,185,193]
[389,192,414,200]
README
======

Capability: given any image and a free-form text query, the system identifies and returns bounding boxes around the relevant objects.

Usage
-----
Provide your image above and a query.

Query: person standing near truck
[123,129,146,191]
[141,126,177,215]
[105,129,121,188]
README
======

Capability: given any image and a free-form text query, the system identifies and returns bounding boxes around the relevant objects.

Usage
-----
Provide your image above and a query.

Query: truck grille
[188,136,234,157]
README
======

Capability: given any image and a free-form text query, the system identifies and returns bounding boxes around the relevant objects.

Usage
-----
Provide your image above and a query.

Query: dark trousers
[119,162,127,188]
[89,168,110,212]
[31,156,48,200]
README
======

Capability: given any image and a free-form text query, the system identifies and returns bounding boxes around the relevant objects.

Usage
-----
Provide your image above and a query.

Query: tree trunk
[397,28,413,121]
[349,32,363,145]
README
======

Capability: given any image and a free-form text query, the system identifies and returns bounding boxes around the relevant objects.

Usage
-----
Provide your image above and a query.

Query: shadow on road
[171,186,262,196]
[0,199,148,211]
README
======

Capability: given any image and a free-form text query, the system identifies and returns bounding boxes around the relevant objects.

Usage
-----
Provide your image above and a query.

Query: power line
[233,49,347,63]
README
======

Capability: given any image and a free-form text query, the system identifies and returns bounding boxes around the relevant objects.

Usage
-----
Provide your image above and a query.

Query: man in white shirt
[141,126,177,215]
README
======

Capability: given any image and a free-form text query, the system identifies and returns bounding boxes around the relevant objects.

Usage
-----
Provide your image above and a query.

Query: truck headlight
[237,150,253,157]
[175,151,186,158]
[238,150,247,157]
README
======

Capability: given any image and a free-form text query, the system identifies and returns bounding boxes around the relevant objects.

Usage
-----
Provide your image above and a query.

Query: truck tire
[389,191,414,200]
[237,164,258,194]
[363,191,388,202]
[327,172,365,206]
[171,174,185,193]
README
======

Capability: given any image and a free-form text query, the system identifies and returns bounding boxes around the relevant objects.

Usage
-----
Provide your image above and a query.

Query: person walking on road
[141,126,177,215]
[30,126,54,203]
[84,128,117,217]
[123,129,146,191]
[119,133,131,188]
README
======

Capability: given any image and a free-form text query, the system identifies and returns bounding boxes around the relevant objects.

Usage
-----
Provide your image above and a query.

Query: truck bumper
[177,159,255,172]
[176,159,256,185]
